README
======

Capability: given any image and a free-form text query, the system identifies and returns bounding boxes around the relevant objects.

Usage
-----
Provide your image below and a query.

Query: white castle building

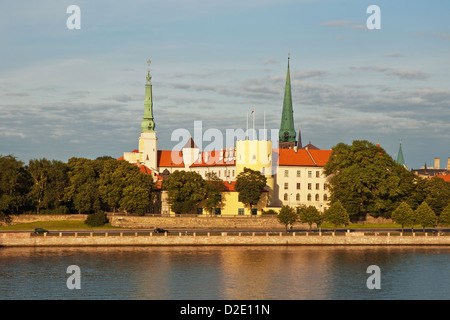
[121,58,331,215]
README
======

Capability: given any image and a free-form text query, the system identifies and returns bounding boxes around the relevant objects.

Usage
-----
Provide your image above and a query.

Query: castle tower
[278,54,297,149]
[235,139,275,205]
[138,60,158,171]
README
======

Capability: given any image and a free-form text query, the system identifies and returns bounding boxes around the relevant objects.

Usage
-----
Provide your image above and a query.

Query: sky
[1,0,449,170]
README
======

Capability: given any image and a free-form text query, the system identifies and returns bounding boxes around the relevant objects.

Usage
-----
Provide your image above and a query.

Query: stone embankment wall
[3,214,393,230]
[1,232,449,247]
[108,215,291,229]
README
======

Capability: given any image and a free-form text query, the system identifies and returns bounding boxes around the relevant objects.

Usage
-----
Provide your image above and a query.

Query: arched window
[296,193,300,201]
[307,194,311,201]
[315,194,319,201]
[323,194,328,201]
[284,193,288,201]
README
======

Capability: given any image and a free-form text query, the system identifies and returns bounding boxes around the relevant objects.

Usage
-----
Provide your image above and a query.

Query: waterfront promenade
[1,231,450,247]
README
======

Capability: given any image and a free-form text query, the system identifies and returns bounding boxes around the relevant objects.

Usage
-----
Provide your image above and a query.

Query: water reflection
[0,246,449,300]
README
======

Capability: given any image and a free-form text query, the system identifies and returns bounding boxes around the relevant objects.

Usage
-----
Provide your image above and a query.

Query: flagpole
[246,112,248,140]
[253,109,255,140]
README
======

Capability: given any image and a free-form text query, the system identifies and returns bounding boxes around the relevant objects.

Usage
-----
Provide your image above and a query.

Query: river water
[0,246,449,300]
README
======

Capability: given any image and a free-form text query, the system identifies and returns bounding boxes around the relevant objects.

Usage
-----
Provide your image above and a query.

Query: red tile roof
[222,181,236,191]
[157,150,184,167]
[436,174,450,182]
[121,147,332,168]
[275,148,331,167]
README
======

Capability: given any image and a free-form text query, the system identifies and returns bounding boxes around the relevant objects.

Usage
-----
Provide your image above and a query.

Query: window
[316,183,320,190]
[296,193,300,201]
[316,171,320,178]
[308,183,312,190]
[308,171,312,178]
[197,208,203,215]
[307,194,312,201]
[238,208,245,215]
[284,193,288,201]
[324,183,328,190]
[218,170,221,177]
[315,194,319,201]
[323,194,328,201]
[251,208,257,215]
[232,170,235,177]
[296,183,301,190]
[284,183,288,190]
[214,208,221,215]
[284,170,289,177]
[297,170,301,178]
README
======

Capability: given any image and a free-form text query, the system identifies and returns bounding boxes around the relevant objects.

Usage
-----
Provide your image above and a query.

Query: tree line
[0,155,156,221]
[322,140,450,227]
[278,200,450,232]
[0,154,268,219]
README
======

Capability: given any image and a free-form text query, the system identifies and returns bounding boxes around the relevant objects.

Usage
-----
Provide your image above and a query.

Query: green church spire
[396,140,405,167]
[279,54,297,147]
[141,59,155,132]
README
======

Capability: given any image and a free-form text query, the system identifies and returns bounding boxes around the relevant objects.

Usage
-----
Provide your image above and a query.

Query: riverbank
[1,231,450,247]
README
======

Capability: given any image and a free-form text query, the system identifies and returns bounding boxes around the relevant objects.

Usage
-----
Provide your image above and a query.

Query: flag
[251,108,254,114]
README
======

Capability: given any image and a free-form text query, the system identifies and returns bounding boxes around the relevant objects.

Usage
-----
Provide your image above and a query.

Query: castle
[121,58,332,215]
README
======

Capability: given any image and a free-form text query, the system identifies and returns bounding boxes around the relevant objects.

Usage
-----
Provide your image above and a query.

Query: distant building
[411,157,450,179]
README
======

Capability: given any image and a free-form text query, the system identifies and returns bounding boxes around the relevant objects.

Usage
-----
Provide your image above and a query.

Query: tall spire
[279,53,297,148]
[396,139,405,167]
[141,59,155,132]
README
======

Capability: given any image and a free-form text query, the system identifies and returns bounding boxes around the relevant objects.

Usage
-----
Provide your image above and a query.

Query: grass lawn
[0,220,123,231]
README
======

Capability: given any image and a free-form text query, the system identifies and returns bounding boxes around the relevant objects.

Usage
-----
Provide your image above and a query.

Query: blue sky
[1,0,450,170]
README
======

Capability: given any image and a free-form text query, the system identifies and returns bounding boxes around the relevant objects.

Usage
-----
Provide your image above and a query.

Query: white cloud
[263,57,276,65]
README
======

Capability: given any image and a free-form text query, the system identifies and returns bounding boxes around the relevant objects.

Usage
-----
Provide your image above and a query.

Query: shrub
[84,211,109,227]
[262,209,277,215]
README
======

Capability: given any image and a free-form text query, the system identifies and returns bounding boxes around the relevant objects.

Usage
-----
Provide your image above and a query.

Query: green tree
[415,201,437,232]
[324,140,408,219]
[423,176,450,217]
[97,159,123,212]
[204,172,225,215]
[234,168,267,212]
[391,201,413,232]
[323,201,349,232]
[119,169,156,215]
[163,170,206,214]
[0,155,33,217]
[298,205,322,231]
[27,158,69,214]
[277,205,297,232]
[65,158,101,214]
[439,203,450,226]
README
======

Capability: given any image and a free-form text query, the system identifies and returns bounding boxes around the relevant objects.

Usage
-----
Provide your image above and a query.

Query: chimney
[434,158,440,170]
